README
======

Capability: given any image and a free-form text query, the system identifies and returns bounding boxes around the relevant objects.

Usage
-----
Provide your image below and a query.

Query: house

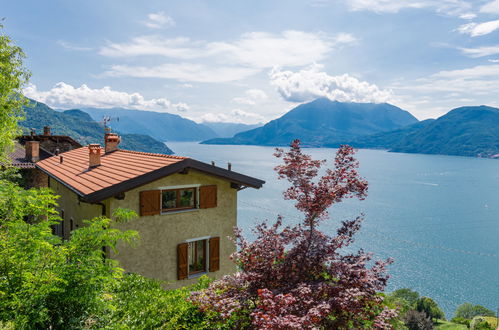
[8,126,81,188]
[35,132,264,287]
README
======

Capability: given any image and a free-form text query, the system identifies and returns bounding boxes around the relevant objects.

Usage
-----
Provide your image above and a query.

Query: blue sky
[3,0,499,123]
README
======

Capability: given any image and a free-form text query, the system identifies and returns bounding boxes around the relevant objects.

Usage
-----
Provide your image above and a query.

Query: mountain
[80,108,217,142]
[21,101,173,154]
[387,106,499,157]
[202,98,418,146]
[201,122,261,138]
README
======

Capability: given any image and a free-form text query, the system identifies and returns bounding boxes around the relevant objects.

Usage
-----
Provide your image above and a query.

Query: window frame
[159,184,200,214]
[186,236,211,278]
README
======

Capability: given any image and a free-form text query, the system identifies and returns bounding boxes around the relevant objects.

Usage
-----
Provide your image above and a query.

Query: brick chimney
[88,144,101,168]
[105,133,120,153]
[43,126,51,136]
[25,141,40,162]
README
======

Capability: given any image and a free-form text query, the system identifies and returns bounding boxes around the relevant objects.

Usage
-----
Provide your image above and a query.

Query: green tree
[0,179,138,328]
[0,23,30,161]
[416,297,445,322]
[386,288,420,314]
[454,302,495,320]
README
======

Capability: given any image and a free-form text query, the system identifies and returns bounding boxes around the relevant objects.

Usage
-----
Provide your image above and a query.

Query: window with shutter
[199,185,217,209]
[209,237,220,272]
[177,243,188,280]
[140,190,161,216]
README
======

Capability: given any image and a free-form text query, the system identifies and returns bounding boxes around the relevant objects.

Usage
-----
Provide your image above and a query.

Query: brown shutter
[140,190,161,216]
[177,242,188,280]
[199,185,217,209]
[209,237,220,272]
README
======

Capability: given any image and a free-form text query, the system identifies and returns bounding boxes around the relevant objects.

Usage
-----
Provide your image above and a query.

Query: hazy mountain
[22,100,174,154]
[202,122,261,138]
[202,98,418,146]
[80,107,217,142]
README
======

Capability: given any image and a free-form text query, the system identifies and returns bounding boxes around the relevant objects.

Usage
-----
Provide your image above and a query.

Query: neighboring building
[36,132,264,287]
[8,126,81,188]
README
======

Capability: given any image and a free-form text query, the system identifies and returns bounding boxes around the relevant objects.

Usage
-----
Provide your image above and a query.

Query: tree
[0,179,138,328]
[453,303,495,320]
[386,288,420,315]
[191,140,396,329]
[0,22,30,161]
[416,297,445,321]
[403,310,433,330]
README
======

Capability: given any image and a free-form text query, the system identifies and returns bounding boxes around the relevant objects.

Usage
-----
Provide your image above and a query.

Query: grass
[434,320,467,330]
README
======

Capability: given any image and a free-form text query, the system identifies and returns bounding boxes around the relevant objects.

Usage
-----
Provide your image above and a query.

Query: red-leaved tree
[190,140,397,329]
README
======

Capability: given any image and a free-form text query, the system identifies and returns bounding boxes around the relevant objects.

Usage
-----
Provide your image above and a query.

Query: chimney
[88,144,101,168]
[43,126,51,136]
[228,162,232,171]
[25,141,40,162]
[104,133,120,153]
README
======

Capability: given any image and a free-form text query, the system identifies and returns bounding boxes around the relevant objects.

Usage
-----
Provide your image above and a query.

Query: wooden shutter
[209,237,220,272]
[139,190,161,216]
[199,185,217,209]
[177,242,188,280]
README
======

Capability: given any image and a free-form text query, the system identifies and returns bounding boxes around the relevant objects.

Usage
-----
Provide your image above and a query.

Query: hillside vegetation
[21,101,173,154]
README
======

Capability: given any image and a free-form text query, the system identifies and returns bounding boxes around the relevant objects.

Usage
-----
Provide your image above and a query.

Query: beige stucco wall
[109,169,237,288]
[51,169,238,288]
[49,177,108,239]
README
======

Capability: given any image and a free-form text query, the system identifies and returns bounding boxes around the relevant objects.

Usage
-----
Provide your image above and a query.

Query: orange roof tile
[36,147,264,203]
[37,147,186,196]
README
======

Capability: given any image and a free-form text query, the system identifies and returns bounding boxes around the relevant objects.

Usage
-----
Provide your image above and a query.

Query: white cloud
[57,40,92,51]
[458,19,499,37]
[99,31,357,82]
[104,63,259,83]
[459,13,477,19]
[431,64,499,79]
[342,0,472,15]
[199,109,265,124]
[460,45,499,57]
[269,64,393,103]
[23,82,189,112]
[480,0,499,14]
[232,89,268,105]
[142,11,175,29]
[489,59,499,62]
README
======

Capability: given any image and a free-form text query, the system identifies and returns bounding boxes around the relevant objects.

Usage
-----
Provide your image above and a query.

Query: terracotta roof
[9,143,53,169]
[36,147,264,202]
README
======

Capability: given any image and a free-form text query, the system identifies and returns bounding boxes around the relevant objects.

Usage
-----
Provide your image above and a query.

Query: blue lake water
[168,142,499,317]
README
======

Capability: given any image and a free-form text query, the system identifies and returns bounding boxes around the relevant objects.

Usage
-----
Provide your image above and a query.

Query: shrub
[403,310,434,330]
[454,302,495,320]
[416,297,445,321]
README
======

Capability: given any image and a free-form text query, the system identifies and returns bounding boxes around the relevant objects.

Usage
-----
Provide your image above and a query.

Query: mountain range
[203,98,418,146]
[80,108,259,141]
[21,101,173,154]
[202,99,499,159]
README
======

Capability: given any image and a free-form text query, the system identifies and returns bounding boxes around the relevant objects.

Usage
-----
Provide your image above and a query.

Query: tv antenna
[97,116,120,131]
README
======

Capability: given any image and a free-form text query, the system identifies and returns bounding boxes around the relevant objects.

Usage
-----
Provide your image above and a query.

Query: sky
[3,0,499,124]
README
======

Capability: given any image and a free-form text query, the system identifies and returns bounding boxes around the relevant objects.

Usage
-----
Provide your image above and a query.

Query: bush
[454,302,495,320]
[403,310,434,330]
[451,317,471,327]
[470,316,494,330]
[416,297,445,321]
[103,274,212,329]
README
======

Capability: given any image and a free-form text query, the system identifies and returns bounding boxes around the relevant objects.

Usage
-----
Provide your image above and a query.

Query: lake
[168,142,499,317]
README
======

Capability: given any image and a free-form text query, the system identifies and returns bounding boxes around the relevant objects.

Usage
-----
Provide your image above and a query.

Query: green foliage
[450,317,471,327]
[0,23,30,161]
[0,179,138,329]
[416,297,446,321]
[470,316,495,330]
[102,274,212,329]
[21,101,174,154]
[453,302,495,320]
[386,288,421,314]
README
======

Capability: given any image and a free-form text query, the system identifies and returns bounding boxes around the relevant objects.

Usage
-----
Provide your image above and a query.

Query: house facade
[36,133,264,287]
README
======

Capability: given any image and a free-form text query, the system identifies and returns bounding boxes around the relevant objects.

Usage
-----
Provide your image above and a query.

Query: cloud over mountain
[269,64,392,103]
[23,82,188,112]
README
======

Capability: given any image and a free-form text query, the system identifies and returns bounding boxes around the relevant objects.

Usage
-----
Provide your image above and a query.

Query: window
[161,188,196,212]
[177,237,220,280]
[188,240,206,275]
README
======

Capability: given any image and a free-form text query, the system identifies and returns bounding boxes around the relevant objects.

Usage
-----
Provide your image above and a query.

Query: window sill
[188,271,207,279]
[161,208,199,216]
